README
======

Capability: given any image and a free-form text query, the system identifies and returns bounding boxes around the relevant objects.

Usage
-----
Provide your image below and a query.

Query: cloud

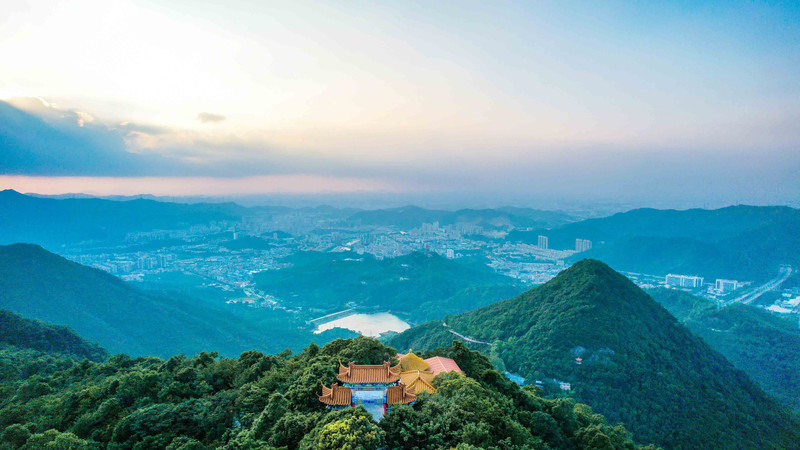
[116,121,170,135]
[196,112,226,123]
[0,99,183,177]
[2,98,799,207]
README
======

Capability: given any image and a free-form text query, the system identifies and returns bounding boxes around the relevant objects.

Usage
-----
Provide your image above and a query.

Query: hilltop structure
[396,351,463,395]
[318,361,415,420]
[318,354,463,420]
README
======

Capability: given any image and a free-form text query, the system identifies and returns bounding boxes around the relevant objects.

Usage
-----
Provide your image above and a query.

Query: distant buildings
[538,235,549,250]
[715,279,739,293]
[575,239,592,252]
[666,274,704,288]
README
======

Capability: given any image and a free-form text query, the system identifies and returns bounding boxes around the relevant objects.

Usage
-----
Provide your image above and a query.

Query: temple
[318,361,415,420]
[396,352,463,395]
[318,353,463,420]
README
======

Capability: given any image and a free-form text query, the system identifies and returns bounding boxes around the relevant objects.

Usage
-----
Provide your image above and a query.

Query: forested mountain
[346,205,575,230]
[0,244,349,357]
[0,332,652,449]
[0,189,247,249]
[648,288,800,412]
[0,309,107,362]
[253,251,524,321]
[506,206,800,281]
[387,260,800,449]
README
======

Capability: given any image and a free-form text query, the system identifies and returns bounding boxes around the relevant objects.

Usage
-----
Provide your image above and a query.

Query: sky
[1,0,799,207]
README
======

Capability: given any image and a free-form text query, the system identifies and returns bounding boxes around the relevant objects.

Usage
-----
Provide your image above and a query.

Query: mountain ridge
[0,243,348,357]
[387,259,800,448]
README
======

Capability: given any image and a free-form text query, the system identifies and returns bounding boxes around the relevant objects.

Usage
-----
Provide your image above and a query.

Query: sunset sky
[1,1,798,206]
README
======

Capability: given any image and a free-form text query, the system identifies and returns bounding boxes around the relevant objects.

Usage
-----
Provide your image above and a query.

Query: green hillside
[648,288,800,412]
[575,236,752,281]
[0,243,350,358]
[254,251,524,321]
[388,260,800,449]
[0,309,107,362]
[0,335,652,449]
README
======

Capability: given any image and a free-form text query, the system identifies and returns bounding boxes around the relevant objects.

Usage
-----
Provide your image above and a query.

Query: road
[442,322,491,345]
[727,267,793,306]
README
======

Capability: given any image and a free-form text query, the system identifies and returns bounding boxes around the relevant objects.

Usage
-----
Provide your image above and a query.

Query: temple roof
[319,382,352,406]
[386,383,417,404]
[424,356,462,375]
[400,369,436,395]
[337,361,401,384]
[399,352,430,372]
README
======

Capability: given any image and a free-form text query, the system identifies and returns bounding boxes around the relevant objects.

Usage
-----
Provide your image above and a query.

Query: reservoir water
[314,312,410,337]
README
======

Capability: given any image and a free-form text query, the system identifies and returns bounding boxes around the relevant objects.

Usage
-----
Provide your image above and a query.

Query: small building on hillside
[318,361,416,421]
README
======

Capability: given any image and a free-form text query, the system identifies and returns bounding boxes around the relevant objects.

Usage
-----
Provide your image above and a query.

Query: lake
[314,312,410,337]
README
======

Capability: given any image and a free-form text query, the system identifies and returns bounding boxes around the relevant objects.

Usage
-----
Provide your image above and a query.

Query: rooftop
[387,383,417,405]
[424,356,462,375]
[337,361,402,384]
[319,382,351,406]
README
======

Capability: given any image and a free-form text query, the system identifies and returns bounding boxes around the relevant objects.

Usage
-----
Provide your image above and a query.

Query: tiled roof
[424,356,462,375]
[399,352,430,372]
[319,382,352,406]
[400,370,436,395]
[386,383,417,404]
[337,361,401,384]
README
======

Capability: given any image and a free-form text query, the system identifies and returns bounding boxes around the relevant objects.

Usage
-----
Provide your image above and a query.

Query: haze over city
[2,1,799,208]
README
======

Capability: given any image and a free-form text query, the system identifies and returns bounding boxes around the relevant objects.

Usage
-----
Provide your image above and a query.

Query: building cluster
[666,274,705,289]
[318,352,462,421]
[75,211,584,292]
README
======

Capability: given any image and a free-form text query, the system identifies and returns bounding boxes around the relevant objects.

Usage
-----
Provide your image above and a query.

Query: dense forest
[0,310,107,362]
[0,318,653,450]
[647,288,800,412]
[388,260,800,449]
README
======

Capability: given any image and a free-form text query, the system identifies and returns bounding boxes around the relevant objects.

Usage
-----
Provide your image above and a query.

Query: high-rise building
[715,279,738,293]
[666,274,705,288]
[538,235,549,249]
[575,239,593,252]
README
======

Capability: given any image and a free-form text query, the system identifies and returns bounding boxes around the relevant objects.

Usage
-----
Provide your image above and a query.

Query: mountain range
[0,243,350,357]
[0,189,574,250]
[346,205,576,230]
[387,259,799,448]
[0,189,247,250]
[507,205,800,281]
[648,287,800,413]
